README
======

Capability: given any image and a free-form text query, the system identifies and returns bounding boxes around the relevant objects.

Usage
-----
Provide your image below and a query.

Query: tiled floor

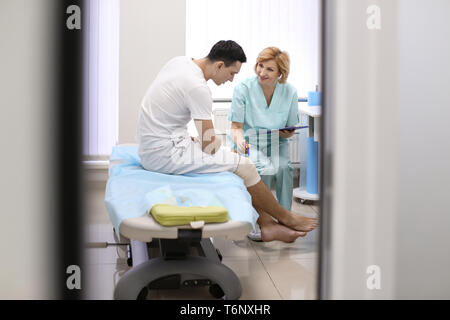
[83,181,319,300]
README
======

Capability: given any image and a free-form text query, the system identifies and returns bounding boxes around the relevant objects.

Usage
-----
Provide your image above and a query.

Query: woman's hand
[237,139,250,155]
[231,122,250,154]
[279,129,295,139]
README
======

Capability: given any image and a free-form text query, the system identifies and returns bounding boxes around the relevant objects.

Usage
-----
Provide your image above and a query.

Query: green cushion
[150,204,229,227]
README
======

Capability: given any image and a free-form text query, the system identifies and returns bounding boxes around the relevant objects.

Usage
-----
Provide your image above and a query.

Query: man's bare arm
[194,119,222,155]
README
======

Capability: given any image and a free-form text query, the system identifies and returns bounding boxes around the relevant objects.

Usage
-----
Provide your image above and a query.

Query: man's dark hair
[207,40,247,67]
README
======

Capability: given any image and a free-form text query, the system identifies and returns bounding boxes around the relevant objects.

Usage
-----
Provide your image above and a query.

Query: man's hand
[194,119,221,155]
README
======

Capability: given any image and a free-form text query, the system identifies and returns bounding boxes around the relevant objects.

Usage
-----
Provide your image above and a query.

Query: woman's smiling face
[255,59,280,87]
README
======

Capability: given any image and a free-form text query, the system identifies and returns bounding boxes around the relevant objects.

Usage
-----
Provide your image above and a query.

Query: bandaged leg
[233,156,261,187]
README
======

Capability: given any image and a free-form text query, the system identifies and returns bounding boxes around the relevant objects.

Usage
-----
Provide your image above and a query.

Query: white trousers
[140,136,240,175]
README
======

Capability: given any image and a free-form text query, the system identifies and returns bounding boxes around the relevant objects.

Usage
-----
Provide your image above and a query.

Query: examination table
[104,145,257,300]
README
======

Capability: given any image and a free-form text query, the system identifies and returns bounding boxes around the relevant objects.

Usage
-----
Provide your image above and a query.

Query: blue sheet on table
[105,146,258,238]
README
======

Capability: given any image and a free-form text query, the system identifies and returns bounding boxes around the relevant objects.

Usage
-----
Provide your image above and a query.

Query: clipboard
[270,125,309,132]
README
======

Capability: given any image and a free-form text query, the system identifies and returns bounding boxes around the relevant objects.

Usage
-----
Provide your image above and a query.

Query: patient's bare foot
[260,220,306,243]
[281,213,318,232]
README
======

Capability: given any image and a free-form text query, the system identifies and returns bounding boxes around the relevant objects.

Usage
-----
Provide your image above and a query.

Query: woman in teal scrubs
[228,47,299,239]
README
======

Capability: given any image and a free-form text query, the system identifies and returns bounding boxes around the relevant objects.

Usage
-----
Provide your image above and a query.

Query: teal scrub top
[228,76,299,149]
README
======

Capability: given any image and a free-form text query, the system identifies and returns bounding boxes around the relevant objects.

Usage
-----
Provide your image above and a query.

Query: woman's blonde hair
[254,47,290,84]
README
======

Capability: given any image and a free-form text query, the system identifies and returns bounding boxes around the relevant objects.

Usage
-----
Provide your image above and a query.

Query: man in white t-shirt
[137,51,241,175]
[137,40,317,242]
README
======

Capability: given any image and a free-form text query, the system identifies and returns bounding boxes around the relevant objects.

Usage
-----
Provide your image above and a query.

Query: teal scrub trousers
[250,135,293,211]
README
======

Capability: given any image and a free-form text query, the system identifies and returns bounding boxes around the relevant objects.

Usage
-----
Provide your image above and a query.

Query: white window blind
[83,0,119,159]
[186,0,320,99]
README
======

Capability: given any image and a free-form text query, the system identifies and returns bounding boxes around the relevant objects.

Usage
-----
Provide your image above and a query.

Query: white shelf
[83,160,110,169]
[299,104,322,118]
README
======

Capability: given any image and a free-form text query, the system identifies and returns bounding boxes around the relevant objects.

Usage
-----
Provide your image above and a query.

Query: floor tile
[222,258,282,300]
[211,237,258,259]
[262,258,318,300]
[83,263,130,300]
[291,197,319,218]
[84,245,128,266]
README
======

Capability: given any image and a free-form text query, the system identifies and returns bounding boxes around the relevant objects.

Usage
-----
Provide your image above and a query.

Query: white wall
[394,0,450,299]
[186,0,320,99]
[321,0,450,299]
[321,0,397,299]
[0,0,55,299]
[119,0,186,144]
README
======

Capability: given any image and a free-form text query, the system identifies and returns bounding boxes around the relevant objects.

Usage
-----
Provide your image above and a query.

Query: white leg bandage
[233,155,261,187]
